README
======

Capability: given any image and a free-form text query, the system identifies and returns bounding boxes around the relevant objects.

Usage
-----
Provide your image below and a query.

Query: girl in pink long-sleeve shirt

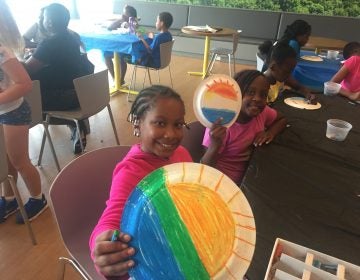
[90,85,192,279]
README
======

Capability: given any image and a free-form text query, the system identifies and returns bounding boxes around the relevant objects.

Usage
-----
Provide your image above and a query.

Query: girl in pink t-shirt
[202,70,287,185]
[331,41,360,101]
[90,85,192,279]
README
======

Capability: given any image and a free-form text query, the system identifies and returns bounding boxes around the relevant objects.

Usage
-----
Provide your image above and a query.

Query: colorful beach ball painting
[193,74,242,128]
[121,162,256,280]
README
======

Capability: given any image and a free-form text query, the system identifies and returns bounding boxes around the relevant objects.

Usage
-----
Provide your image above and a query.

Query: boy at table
[331,41,360,101]
[119,12,173,85]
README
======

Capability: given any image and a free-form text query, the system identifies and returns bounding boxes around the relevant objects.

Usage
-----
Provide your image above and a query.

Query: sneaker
[0,197,18,223]
[15,194,48,224]
[73,131,86,154]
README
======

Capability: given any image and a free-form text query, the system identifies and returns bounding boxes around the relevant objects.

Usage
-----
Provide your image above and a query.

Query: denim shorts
[0,100,31,125]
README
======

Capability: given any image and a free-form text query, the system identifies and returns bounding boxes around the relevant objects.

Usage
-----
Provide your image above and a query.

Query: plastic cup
[327,50,339,60]
[326,119,352,141]
[324,81,341,96]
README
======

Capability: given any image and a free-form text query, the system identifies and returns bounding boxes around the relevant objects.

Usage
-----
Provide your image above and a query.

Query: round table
[181,26,236,79]
[305,36,348,54]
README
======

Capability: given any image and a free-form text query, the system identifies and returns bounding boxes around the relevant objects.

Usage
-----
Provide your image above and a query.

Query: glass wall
[146,0,360,17]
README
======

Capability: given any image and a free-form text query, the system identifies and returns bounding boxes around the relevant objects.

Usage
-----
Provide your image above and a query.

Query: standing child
[331,41,360,101]
[119,12,173,85]
[0,0,47,223]
[279,19,312,59]
[89,85,192,278]
[201,70,287,185]
[261,42,315,103]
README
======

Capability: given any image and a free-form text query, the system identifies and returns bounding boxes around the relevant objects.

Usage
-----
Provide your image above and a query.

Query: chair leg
[142,68,147,89]
[107,105,120,145]
[37,127,47,167]
[128,65,137,101]
[8,176,37,245]
[168,65,173,88]
[58,257,91,280]
[38,116,60,171]
[228,54,232,77]
[74,120,84,152]
[147,68,152,85]
[232,54,236,76]
[43,123,61,172]
[206,53,216,76]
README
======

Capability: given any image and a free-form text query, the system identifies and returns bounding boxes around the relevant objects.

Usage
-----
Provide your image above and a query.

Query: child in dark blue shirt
[119,12,173,84]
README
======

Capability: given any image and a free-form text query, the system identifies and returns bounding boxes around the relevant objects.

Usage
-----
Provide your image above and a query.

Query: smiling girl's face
[239,75,270,121]
[139,97,186,159]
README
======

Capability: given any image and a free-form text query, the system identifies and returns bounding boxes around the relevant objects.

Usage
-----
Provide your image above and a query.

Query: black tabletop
[241,92,360,279]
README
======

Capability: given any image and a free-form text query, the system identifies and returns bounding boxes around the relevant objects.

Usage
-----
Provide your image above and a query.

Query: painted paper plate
[301,55,323,62]
[193,74,242,128]
[284,97,321,110]
[121,162,256,280]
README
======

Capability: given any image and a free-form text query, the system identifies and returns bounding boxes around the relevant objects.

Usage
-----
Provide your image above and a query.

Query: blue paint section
[201,107,236,125]
[121,187,185,280]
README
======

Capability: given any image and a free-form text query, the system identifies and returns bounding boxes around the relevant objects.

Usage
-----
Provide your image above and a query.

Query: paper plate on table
[300,55,323,62]
[121,162,256,280]
[193,74,242,128]
[284,97,321,110]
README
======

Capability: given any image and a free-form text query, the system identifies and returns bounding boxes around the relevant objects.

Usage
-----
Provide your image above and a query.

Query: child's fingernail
[128,248,135,255]
[128,260,135,267]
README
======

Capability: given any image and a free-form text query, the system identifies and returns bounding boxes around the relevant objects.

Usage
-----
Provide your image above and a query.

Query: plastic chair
[0,126,37,245]
[181,121,206,163]
[256,53,265,72]
[49,145,131,280]
[207,30,242,77]
[128,39,174,101]
[38,70,120,165]
[25,80,60,172]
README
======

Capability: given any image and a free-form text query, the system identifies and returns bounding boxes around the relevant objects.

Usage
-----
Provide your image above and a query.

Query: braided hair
[233,70,265,95]
[127,85,184,126]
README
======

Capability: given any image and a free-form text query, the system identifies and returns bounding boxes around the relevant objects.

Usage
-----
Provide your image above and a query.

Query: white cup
[327,50,339,60]
[324,81,341,96]
[326,119,352,141]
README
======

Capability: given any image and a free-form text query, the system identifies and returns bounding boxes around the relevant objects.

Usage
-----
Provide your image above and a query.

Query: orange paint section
[206,81,238,101]
[168,182,235,277]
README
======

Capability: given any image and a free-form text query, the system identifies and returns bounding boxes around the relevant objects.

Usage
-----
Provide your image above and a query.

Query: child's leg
[3,124,41,197]
[103,51,115,80]
[120,55,128,85]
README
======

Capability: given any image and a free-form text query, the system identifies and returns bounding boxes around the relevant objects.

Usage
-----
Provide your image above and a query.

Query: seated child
[201,70,287,185]
[279,19,312,59]
[118,12,173,85]
[104,5,137,81]
[331,41,360,101]
[261,42,315,103]
[89,85,192,278]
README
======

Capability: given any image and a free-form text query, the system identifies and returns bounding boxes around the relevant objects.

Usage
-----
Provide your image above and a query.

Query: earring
[133,127,140,137]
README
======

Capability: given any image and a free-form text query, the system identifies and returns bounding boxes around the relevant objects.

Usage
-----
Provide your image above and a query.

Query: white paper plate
[284,97,321,110]
[301,55,323,62]
[121,162,256,280]
[193,74,242,128]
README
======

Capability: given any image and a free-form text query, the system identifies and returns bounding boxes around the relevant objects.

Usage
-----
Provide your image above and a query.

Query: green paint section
[138,168,210,280]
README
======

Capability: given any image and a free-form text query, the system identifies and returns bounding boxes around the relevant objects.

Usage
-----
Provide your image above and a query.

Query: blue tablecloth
[293,50,342,92]
[80,32,148,63]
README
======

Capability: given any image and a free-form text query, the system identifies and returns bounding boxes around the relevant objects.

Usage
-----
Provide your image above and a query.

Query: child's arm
[329,65,359,99]
[92,230,135,277]
[137,33,152,53]
[254,111,287,146]
[285,76,316,103]
[200,119,226,166]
